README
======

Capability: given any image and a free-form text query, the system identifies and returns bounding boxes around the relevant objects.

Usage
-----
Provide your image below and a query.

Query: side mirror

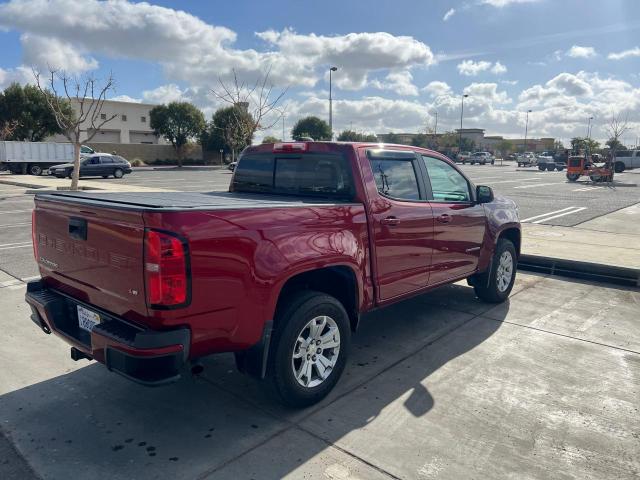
[476,185,494,204]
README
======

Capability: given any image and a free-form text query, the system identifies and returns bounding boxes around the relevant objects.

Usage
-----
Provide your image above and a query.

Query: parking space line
[520,207,579,223]
[513,182,564,189]
[486,178,542,185]
[22,275,40,282]
[531,207,587,224]
[572,186,604,192]
[0,243,32,251]
[0,223,31,228]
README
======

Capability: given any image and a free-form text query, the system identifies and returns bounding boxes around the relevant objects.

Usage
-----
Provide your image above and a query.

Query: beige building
[50,99,168,145]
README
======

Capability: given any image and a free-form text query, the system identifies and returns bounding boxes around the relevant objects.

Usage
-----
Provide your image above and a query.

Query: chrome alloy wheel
[291,315,341,388]
[496,250,514,293]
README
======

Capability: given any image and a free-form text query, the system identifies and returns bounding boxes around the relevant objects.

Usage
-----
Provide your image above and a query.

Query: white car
[469,151,495,165]
[517,152,537,167]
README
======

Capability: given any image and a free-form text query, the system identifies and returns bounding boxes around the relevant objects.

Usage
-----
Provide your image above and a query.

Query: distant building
[49,99,168,145]
[377,128,555,153]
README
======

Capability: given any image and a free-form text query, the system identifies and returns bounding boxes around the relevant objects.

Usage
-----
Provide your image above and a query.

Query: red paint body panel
[32,142,520,362]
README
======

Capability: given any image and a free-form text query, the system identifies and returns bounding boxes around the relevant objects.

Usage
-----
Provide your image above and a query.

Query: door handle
[380,216,401,226]
[436,214,452,224]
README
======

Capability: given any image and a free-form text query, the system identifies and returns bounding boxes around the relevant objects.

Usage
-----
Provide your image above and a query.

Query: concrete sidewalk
[0,174,176,193]
[522,203,640,276]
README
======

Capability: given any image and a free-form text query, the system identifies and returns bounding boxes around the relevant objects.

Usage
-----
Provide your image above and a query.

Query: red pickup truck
[26,142,520,407]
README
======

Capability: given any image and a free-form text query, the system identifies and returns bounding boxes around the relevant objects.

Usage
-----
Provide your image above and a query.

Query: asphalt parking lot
[0,163,638,282]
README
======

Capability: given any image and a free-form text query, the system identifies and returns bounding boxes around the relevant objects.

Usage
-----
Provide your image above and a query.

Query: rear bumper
[25,280,191,386]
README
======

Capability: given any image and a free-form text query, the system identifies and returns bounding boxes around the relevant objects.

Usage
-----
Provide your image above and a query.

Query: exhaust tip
[191,362,204,375]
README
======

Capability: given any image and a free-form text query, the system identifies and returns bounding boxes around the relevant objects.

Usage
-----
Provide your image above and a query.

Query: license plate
[77,305,101,332]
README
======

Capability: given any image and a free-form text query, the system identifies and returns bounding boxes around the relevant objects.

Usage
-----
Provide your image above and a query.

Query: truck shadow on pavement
[0,281,510,480]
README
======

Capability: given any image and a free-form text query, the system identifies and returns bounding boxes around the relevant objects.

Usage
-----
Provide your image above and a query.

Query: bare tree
[210,67,287,159]
[34,69,116,190]
[605,111,630,183]
[0,120,19,140]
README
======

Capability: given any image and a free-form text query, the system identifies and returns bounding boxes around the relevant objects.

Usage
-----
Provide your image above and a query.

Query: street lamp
[219,149,223,166]
[524,109,532,153]
[329,66,338,140]
[587,116,594,140]
[458,94,469,153]
[282,114,286,142]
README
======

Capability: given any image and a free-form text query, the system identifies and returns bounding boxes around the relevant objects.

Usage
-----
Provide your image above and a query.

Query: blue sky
[1,0,639,145]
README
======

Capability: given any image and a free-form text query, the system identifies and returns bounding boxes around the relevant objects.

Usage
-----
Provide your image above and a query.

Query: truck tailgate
[34,196,148,322]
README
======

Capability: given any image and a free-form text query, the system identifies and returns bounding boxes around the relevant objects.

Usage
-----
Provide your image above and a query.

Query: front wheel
[566,173,579,182]
[268,291,350,408]
[473,239,517,303]
[614,162,625,173]
[113,168,124,179]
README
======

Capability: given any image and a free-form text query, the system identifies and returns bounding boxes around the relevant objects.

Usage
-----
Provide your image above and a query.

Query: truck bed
[35,191,359,211]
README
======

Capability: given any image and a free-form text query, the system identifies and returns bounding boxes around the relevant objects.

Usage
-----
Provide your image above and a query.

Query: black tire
[113,168,124,179]
[566,173,579,182]
[268,290,351,408]
[491,159,495,165]
[462,160,466,165]
[538,165,545,171]
[66,169,73,179]
[473,239,517,303]
[614,162,624,173]
[29,164,43,176]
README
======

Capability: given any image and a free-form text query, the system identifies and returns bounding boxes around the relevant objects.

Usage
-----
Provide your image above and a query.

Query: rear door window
[100,156,113,164]
[368,158,420,200]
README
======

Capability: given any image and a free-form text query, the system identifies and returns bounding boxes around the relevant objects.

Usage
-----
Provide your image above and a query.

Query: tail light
[31,210,38,261]
[144,229,190,308]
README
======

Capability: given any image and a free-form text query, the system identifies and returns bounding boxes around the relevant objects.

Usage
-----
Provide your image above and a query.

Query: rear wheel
[29,164,43,176]
[473,239,517,303]
[268,291,350,408]
[614,162,625,173]
[566,173,579,182]
[113,168,124,179]
[538,165,545,171]
[66,169,73,179]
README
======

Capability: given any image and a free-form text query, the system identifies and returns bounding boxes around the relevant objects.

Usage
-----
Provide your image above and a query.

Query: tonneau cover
[35,191,357,212]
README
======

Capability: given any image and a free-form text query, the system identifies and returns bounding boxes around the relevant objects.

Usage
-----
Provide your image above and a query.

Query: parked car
[0,141,97,176]
[535,151,566,171]
[612,149,640,172]
[455,151,471,164]
[469,151,495,165]
[49,154,132,179]
[517,152,537,167]
[27,141,520,407]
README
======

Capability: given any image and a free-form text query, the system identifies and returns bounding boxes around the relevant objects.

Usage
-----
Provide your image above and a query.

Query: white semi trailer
[0,141,95,175]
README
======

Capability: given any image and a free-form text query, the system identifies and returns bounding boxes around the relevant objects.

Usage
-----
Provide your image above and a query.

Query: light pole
[587,116,594,140]
[458,94,469,153]
[219,149,223,166]
[329,66,338,140]
[282,114,285,142]
[524,109,532,153]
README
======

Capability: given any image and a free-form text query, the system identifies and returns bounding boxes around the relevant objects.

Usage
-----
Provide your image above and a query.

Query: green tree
[383,132,402,144]
[496,140,513,156]
[337,129,378,142]
[150,102,205,167]
[553,140,565,151]
[0,82,73,141]
[262,135,281,144]
[571,137,600,154]
[291,116,331,141]
[201,105,254,161]
[605,137,626,151]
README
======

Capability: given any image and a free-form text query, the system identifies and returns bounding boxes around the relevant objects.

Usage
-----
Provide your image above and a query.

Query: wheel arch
[497,226,521,258]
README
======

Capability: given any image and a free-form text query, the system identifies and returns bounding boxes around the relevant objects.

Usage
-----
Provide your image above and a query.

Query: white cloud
[422,81,452,97]
[370,70,419,96]
[608,46,640,60]
[457,60,492,76]
[20,34,98,73]
[141,84,189,104]
[0,0,434,91]
[457,60,506,76]
[480,0,541,7]
[491,61,507,74]
[566,45,597,58]
[443,8,456,21]
[0,65,33,89]
[110,95,141,103]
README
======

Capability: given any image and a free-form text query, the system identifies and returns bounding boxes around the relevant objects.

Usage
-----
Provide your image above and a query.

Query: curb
[518,254,639,287]
[0,179,46,189]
